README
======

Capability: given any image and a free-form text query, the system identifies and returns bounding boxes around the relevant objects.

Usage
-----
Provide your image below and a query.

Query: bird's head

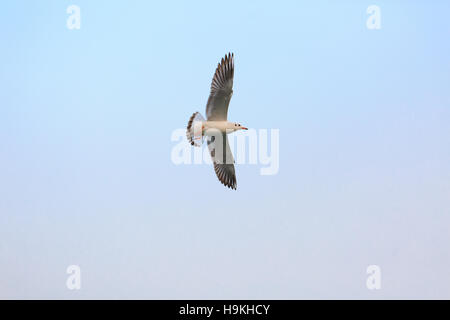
[233,122,248,131]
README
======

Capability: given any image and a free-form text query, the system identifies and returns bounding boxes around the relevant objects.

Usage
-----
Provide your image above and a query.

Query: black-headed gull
[186,53,247,190]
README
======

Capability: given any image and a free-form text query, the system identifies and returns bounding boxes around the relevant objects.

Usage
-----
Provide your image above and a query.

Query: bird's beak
[242,127,248,130]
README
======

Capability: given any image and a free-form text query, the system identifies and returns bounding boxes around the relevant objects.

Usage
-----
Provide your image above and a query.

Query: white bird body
[202,121,247,135]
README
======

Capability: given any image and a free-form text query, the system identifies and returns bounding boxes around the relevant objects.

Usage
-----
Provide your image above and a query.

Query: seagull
[186,53,247,190]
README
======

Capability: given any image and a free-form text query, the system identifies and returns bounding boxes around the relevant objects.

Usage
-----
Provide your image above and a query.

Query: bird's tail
[186,112,205,147]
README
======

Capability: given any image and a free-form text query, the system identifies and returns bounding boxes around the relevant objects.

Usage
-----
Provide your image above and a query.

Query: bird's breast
[203,121,231,135]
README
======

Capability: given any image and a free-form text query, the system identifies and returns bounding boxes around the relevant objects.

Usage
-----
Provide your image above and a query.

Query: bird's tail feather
[186,112,205,147]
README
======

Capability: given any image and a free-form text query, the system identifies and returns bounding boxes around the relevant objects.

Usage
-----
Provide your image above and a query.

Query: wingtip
[229,178,237,190]
[225,182,237,191]
[223,52,234,61]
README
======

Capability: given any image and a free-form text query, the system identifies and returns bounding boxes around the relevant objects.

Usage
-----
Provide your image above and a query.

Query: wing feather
[207,132,237,190]
[205,53,234,121]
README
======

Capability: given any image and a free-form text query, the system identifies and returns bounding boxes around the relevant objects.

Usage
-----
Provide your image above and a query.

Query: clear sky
[1,0,449,299]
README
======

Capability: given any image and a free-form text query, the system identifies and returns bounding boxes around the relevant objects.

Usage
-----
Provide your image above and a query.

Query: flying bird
[186,53,247,190]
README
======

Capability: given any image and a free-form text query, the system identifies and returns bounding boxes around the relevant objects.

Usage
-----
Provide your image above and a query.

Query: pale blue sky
[1,0,449,299]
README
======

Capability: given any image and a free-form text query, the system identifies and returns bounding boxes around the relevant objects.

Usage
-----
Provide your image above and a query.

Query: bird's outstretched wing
[205,53,234,121]
[207,132,236,190]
